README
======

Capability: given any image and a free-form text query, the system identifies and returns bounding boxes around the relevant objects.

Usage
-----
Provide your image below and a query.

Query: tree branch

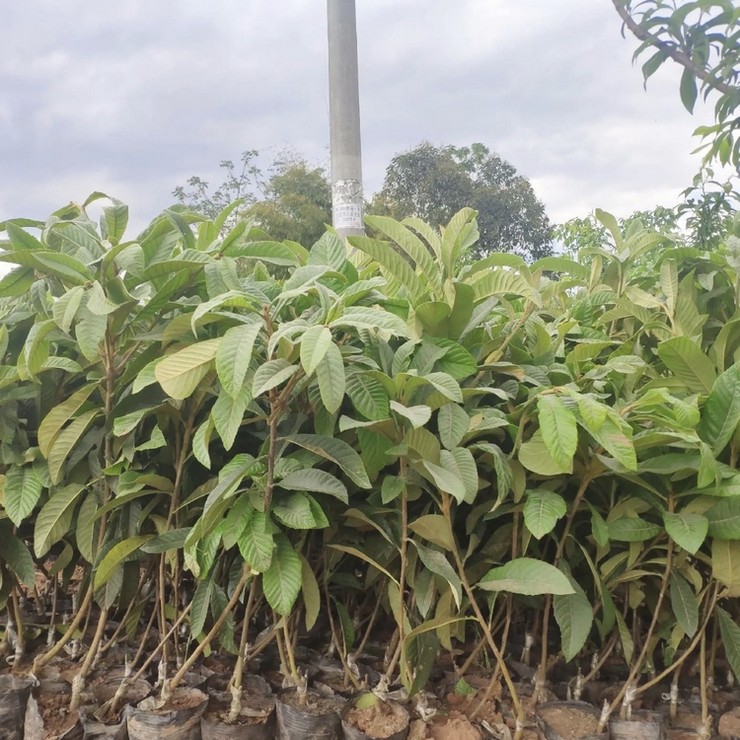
[611,0,736,97]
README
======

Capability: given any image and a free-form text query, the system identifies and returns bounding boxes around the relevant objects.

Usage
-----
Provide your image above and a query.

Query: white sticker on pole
[332,179,363,230]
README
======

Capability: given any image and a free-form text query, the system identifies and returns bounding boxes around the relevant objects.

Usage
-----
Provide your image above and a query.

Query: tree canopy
[370,142,553,261]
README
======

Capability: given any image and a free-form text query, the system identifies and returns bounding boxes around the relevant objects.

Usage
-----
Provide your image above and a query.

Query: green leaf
[278,469,348,504]
[607,517,661,542]
[140,528,190,554]
[75,308,107,362]
[286,434,371,489]
[413,541,462,608]
[273,493,318,529]
[223,240,300,265]
[537,395,578,469]
[346,373,390,420]
[4,465,44,526]
[330,307,410,337]
[657,336,716,394]
[669,572,698,637]
[390,400,432,429]
[423,372,463,403]
[211,384,251,451]
[449,447,478,503]
[38,384,96,458]
[478,558,575,595]
[519,429,573,475]
[300,326,333,376]
[706,498,740,540]
[328,544,399,586]
[34,485,85,557]
[95,536,153,588]
[615,611,634,665]
[76,492,98,563]
[0,533,36,588]
[216,323,261,397]
[438,404,469,450]
[420,459,467,503]
[301,554,321,631]
[155,339,221,399]
[347,235,424,301]
[554,566,593,662]
[698,364,740,454]
[712,540,740,596]
[192,418,214,469]
[190,577,215,637]
[663,512,708,554]
[679,67,697,113]
[86,281,120,315]
[263,535,302,615]
[408,514,455,551]
[237,511,275,573]
[48,409,99,484]
[316,342,345,414]
[252,359,299,397]
[469,268,540,306]
[717,607,740,683]
[523,490,567,539]
[0,266,35,298]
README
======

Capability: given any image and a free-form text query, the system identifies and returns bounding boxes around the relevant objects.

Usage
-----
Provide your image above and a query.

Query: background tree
[247,152,331,246]
[172,150,331,244]
[370,142,553,260]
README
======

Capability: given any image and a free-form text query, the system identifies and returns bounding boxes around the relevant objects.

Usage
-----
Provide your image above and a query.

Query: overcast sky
[0,1,725,236]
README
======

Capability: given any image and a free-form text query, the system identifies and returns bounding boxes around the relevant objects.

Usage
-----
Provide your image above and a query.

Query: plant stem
[442,496,524,738]
[600,538,673,730]
[228,577,258,723]
[164,566,250,701]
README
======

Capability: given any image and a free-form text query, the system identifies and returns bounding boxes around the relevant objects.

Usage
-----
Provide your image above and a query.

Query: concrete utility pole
[327,0,364,238]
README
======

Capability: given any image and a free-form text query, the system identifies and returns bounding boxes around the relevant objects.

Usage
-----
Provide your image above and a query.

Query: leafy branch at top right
[612,0,739,169]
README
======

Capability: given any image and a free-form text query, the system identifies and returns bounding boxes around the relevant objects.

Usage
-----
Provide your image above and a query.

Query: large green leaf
[262,536,302,615]
[408,514,455,552]
[698,364,740,454]
[252,359,299,397]
[331,307,410,337]
[38,384,96,458]
[669,571,698,637]
[717,607,740,683]
[657,336,716,394]
[346,373,390,420]
[347,235,424,300]
[34,485,85,557]
[48,410,99,484]
[211,384,251,451]
[523,490,567,540]
[391,401,431,429]
[469,268,540,306]
[216,323,261,398]
[300,325,333,376]
[300,554,321,631]
[438,404,469,450]
[519,430,573,475]
[0,266,35,298]
[706,498,740,540]
[95,536,153,588]
[663,511,708,554]
[3,465,44,526]
[286,434,371,489]
[237,511,274,573]
[273,493,319,530]
[712,540,740,596]
[278,469,348,503]
[478,558,574,596]
[537,395,578,469]
[0,531,36,588]
[155,339,221,399]
[413,541,462,608]
[316,342,345,414]
[553,566,593,662]
[607,517,661,542]
[420,459,467,503]
[190,576,215,637]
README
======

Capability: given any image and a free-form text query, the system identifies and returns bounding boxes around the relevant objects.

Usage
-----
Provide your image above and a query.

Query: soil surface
[33,692,80,739]
[538,703,602,739]
[426,711,483,740]
[344,700,407,738]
